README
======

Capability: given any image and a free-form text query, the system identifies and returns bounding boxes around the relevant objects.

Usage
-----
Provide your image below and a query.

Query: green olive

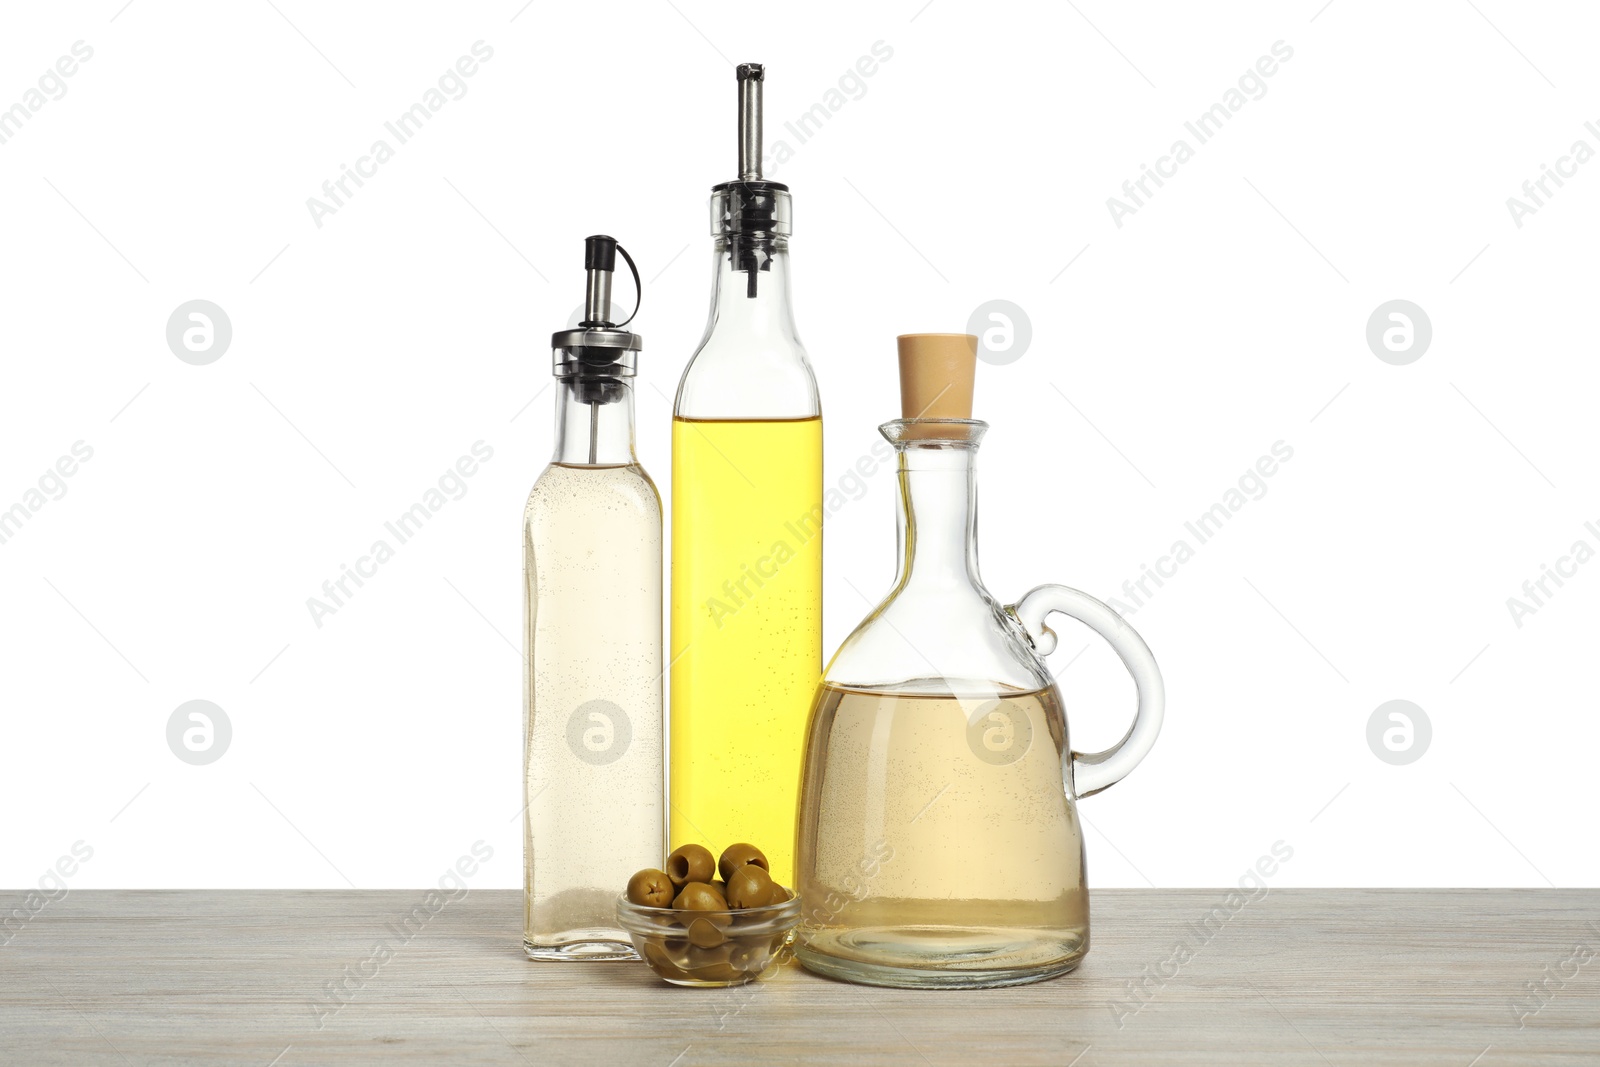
[768,883,792,904]
[729,940,769,972]
[661,933,695,970]
[666,844,716,887]
[671,881,728,912]
[726,865,776,909]
[626,868,675,908]
[641,938,679,975]
[686,944,740,981]
[686,916,727,949]
[717,842,770,883]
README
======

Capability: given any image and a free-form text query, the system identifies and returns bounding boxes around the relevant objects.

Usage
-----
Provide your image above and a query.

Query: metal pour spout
[712,63,789,300]
[582,235,617,327]
[737,63,763,181]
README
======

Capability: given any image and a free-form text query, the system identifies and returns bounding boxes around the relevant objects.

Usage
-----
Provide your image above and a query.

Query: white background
[2,0,1595,890]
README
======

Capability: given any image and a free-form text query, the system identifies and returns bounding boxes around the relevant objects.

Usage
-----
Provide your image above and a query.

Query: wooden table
[2,890,1596,1064]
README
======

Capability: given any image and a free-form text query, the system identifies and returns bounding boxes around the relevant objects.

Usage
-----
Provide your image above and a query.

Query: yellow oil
[671,416,823,886]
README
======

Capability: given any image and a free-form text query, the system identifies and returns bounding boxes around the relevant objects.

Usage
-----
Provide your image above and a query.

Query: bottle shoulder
[823,585,1053,694]
[674,339,821,419]
[525,463,663,522]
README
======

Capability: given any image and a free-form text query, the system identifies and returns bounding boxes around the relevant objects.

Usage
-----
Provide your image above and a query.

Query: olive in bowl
[615,892,800,987]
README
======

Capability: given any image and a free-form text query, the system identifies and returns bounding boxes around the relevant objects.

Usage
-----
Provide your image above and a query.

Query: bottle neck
[705,235,798,341]
[552,379,637,466]
[893,445,982,593]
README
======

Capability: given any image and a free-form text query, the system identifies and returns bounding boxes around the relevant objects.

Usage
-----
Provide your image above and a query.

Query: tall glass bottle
[672,64,822,886]
[524,236,664,960]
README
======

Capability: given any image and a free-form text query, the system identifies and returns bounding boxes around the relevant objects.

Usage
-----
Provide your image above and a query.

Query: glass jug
[793,417,1164,988]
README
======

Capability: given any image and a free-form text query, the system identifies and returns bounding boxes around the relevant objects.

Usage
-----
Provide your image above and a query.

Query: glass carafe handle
[1009,584,1165,799]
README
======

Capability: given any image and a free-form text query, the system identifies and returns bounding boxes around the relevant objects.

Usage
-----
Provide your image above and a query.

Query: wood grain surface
[1,889,1596,1065]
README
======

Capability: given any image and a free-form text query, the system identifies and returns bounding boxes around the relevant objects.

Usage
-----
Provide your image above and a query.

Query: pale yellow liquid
[524,462,663,959]
[671,417,823,886]
[795,682,1088,988]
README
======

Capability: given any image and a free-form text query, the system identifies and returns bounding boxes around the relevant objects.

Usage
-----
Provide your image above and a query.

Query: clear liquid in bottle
[524,461,662,959]
[795,680,1087,987]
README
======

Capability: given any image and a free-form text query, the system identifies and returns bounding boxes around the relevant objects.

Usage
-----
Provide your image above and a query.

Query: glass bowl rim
[615,889,802,927]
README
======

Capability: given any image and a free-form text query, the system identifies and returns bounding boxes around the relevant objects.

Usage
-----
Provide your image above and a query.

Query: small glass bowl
[615,891,802,987]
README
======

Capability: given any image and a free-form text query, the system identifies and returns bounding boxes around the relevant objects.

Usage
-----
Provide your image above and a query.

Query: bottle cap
[896,333,977,420]
[551,235,642,404]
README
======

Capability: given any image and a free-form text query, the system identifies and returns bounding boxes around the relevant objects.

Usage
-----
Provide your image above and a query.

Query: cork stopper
[897,333,977,420]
